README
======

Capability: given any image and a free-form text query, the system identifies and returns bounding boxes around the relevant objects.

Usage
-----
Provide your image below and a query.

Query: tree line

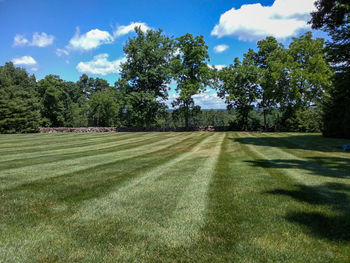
[1,1,349,138]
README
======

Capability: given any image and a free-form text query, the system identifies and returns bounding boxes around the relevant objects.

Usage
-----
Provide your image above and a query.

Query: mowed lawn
[0,132,350,262]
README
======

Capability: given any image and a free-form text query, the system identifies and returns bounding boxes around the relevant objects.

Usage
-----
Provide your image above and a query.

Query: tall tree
[254,36,283,130]
[171,33,211,129]
[311,0,350,138]
[218,50,259,130]
[119,27,174,128]
[0,62,41,133]
[283,32,332,130]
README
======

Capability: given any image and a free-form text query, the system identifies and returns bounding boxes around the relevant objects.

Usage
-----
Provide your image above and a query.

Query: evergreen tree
[311,0,350,138]
[0,62,41,133]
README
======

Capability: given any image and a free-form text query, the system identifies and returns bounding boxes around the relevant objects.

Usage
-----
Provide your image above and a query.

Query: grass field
[0,132,350,262]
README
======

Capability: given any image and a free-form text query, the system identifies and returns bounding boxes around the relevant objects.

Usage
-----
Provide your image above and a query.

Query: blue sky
[0,0,322,109]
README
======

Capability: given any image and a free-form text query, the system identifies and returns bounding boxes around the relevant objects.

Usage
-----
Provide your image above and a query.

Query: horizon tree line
[1,16,347,137]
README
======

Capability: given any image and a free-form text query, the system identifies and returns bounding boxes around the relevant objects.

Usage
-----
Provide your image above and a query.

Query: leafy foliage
[0,62,41,133]
[119,27,174,128]
[89,89,120,127]
[171,34,212,129]
[218,51,259,130]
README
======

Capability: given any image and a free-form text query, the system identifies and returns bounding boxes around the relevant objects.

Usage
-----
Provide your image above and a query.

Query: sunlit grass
[0,132,349,262]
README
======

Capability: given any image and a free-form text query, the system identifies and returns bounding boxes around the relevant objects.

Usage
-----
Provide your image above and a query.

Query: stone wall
[38,126,229,133]
[39,127,117,133]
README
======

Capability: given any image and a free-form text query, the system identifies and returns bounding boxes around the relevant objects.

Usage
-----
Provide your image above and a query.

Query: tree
[284,32,332,131]
[38,75,68,127]
[119,27,174,128]
[77,74,110,99]
[310,0,350,30]
[89,88,119,127]
[287,33,331,107]
[311,0,350,138]
[171,34,211,129]
[38,75,88,127]
[254,36,283,130]
[258,33,332,131]
[218,50,259,130]
[0,62,41,133]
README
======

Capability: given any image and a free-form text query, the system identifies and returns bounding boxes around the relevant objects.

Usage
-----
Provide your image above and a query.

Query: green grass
[0,132,350,262]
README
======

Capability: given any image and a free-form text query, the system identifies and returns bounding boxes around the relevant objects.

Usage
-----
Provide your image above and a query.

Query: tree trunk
[146,119,151,130]
[185,112,189,131]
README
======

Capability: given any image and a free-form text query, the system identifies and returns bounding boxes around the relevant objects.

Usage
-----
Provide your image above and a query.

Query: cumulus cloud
[214,44,229,53]
[31,32,54,47]
[114,22,151,38]
[12,56,37,66]
[211,0,316,41]
[13,32,54,47]
[67,27,114,51]
[13,34,29,46]
[76,53,126,76]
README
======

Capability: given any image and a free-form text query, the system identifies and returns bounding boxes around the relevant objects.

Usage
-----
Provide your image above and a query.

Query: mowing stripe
[73,132,217,221]
[161,132,226,247]
[0,132,173,165]
[0,132,142,155]
[0,132,118,148]
[71,133,224,252]
[0,132,201,190]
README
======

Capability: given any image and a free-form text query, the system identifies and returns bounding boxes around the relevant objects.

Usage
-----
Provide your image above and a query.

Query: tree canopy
[0,27,337,134]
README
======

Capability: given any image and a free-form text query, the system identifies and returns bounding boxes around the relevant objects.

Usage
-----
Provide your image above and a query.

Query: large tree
[119,27,174,128]
[218,50,259,130]
[310,0,350,138]
[0,62,41,133]
[254,36,283,130]
[171,34,211,129]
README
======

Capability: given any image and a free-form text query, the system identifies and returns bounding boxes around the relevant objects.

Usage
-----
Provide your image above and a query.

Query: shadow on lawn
[233,134,349,153]
[266,183,350,241]
[246,157,350,178]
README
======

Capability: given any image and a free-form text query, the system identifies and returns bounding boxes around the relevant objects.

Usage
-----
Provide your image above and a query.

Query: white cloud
[193,90,226,109]
[211,0,316,41]
[114,22,151,38]
[76,53,126,76]
[166,89,226,109]
[13,32,54,47]
[56,48,69,56]
[13,34,29,46]
[31,32,54,47]
[208,64,227,70]
[12,56,37,66]
[67,27,114,51]
[214,44,229,53]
